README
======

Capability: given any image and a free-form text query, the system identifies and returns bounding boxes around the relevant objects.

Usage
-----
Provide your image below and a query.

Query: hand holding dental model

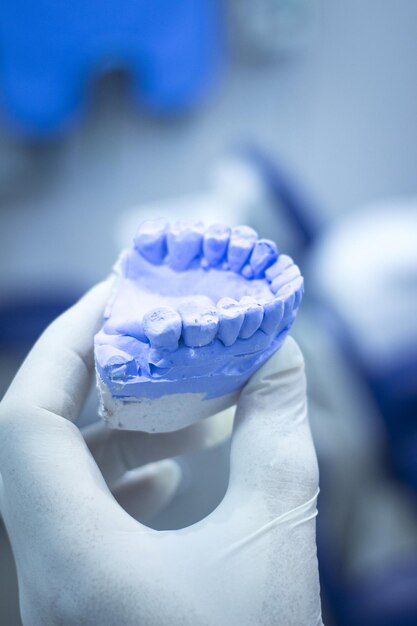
[0,222,322,626]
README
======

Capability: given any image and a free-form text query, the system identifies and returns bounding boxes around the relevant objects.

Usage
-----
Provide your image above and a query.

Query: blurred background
[1,1,417,624]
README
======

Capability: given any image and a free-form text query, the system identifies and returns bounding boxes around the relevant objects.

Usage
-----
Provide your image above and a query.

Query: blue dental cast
[95,219,304,409]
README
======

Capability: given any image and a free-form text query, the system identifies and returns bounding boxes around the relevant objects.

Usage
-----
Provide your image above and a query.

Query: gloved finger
[193,339,322,625]
[111,459,182,523]
[0,410,145,585]
[0,280,152,580]
[212,336,319,525]
[2,276,115,421]
[83,407,234,485]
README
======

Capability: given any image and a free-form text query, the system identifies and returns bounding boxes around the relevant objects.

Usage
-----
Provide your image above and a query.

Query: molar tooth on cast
[292,276,304,309]
[178,296,219,347]
[143,307,182,349]
[265,254,294,283]
[276,276,304,322]
[203,223,231,266]
[260,298,284,335]
[166,220,205,270]
[99,347,138,380]
[271,264,301,294]
[277,287,296,326]
[239,296,264,339]
[249,239,278,278]
[217,297,245,346]
[134,218,169,264]
[103,317,148,343]
[227,225,258,272]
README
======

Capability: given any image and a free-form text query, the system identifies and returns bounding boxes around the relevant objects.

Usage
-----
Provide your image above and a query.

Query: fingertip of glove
[86,274,117,300]
[150,459,182,491]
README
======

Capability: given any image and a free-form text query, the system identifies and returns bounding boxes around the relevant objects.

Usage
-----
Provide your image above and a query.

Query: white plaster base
[97,377,238,432]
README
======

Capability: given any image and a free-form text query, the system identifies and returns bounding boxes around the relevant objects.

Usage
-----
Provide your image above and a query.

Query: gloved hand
[0,278,322,626]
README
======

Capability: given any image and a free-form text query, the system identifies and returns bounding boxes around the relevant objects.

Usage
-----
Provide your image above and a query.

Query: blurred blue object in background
[0,0,223,135]
[0,290,79,351]
[304,199,417,626]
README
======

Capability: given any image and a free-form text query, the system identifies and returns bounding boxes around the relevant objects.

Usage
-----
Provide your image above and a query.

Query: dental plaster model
[95,220,304,432]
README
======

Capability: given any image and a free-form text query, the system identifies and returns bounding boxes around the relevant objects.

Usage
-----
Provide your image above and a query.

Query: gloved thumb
[222,336,319,519]
[199,337,322,626]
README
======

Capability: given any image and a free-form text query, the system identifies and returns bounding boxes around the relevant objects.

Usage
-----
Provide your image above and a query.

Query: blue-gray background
[1,2,417,624]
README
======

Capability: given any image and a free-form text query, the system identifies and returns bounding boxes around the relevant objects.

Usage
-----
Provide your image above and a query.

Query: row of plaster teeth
[139,279,303,351]
[100,271,304,376]
[264,254,304,306]
[134,219,279,278]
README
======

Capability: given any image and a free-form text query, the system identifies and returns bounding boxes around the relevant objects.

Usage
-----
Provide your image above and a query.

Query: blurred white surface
[311,198,417,368]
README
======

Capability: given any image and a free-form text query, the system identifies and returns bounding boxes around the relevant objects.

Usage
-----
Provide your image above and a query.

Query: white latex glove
[0,279,322,626]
